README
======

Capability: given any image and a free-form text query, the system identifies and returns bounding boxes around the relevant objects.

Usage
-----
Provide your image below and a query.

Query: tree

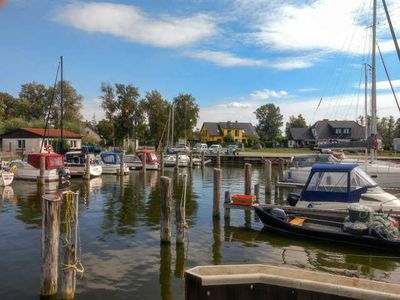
[97,119,114,145]
[18,82,51,121]
[172,93,199,142]
[285,114,307,138]
[377,116,396,150]
[254,104,283,142]
[0,92,19,121]
[142,90,169,145]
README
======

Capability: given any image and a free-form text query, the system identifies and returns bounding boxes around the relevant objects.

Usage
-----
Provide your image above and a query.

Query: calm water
[1,165,400,299]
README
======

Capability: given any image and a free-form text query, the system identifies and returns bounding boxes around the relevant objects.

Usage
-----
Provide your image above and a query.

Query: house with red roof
[0,128,82,154]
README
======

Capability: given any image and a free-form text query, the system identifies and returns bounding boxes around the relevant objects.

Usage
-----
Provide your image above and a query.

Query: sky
[1,0,400,129]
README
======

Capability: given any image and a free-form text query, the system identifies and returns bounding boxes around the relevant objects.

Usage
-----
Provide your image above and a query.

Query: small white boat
[9,153,70,182]
[64,151,102,177]
[164,154,190,167]
[0,170,14,186]
[125,154,143,170]
[99,152,129,174]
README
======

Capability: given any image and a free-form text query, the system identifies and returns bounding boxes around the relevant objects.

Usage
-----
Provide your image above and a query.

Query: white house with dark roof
[288,119,366,148]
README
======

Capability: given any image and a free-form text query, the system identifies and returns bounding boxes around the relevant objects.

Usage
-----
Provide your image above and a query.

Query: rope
[63,259,85,278]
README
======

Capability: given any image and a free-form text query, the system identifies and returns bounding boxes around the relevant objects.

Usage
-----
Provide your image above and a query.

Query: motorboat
[136,149,159,170]
[286,163,400,212]
[0,169,14,186]
[254,205,400,252]
[9,152,70,182]
[99,152,129,175]
[124,154,143,170]
[285,154,400,188]
[164,154,190,167]
[64,151,102,177]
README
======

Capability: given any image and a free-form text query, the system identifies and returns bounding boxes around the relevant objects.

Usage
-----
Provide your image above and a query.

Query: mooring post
[189,151,193,169]
[160,152,164,175]
[61,245,75,300]
[244,163,252,195]
[201,151,205,168]
[119,151,125,177]
[176,174,187,245]
[213,168,221,218]
[38,156,46,185]
[40,194,61,297]
[224,190,231,220]
[274,175,279,205]
[160,176,172,243]
[142,153,147,174]
[175,152,179,170]
[254,183,260,202]
[216,151,221,168]
[84,154,90,180]
[264,159,272,196]
[278,158,284,182]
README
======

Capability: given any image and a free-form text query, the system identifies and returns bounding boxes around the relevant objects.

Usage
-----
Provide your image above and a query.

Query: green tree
[223,133,234,145]
[285,114,307,138]
[18,82,50,121]
[172,93,199,142]
[142,90,169,145]
[0,92,19,121]
[97,119,114,145]
[254,104,283,142]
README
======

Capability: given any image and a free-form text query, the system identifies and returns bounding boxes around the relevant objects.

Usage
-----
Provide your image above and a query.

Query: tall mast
[60,55,64,153]
[371,0,377,160]
[364,63,368,141]
[171,103,174,146]
[382,0,400,64]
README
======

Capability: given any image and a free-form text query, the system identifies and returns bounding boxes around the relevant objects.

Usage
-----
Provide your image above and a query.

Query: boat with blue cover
[99,152,129,174]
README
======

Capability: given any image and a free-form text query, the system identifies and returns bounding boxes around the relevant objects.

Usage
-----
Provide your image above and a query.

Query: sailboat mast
[364,63,368,141]
[171,103,174,146]
[382,0,400,64]
[60,55,64,153]
[371,0,377,160]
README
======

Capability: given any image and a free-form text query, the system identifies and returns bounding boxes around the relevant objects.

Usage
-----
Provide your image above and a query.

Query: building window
[235,129,239,136]
[343,128,350,134]
[227,129,231,136]
[71,140,77,148]
[335,128,342,134]
[17,140,25,149]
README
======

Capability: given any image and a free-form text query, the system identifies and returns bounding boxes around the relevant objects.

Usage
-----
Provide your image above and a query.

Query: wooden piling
[61,245,75,300]
[224,191,230,220]
[213,168,221,218]
[254,183,260,202]
[189,151,193,169]
[176,174,187,245]
[278,158,284,181]
[40,194,61,297]
[142,153,147,174]
[216,151,221,168]
[119,151,125,176]
[201,151,205,168]
[160,153,164,175]
[38,156,46,185]
[244,163,252,195]
[160,176,172,243]
[264,159,272,194]
[84,154,90,180]
[175,152,179,170]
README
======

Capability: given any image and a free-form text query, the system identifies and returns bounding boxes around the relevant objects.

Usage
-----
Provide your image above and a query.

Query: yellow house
[200,121,258,144]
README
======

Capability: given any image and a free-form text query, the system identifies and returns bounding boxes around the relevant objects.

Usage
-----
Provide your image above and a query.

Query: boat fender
[270,208,287,221]
[9,165,17,174]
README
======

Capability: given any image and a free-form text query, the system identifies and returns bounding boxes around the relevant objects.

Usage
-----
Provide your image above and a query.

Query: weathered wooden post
[38,156,46,185]
[84,154,90,180]
[175,152,179,170]
[278,158,284,182]
[40,194,61,297]
[61,245,75,300]
[119,151,125,177]
[142,153,147,174]
[176,174,187,245]
[224,190,230,221]
[264,159,272,195]
[160,152,164,175]
[201,151,205,168]
[254,183,260,202]
[216,151,221,168]
[189,151,193,169]
[244,163,252,195]
[213,168,221,218]
[160,176,172,243]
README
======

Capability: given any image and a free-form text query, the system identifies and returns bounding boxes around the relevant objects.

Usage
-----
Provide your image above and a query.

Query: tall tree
[142,90,169,145]
[0,92,19,121]
[254,103,283,142]
[172,93,199,142]
[18,82,50,121]
[285,114,307,138]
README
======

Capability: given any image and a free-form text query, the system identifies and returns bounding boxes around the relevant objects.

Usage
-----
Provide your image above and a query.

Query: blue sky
[1,0,400,128]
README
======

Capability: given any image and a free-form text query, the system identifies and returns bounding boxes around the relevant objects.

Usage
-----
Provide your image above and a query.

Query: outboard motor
[270,208,287,221]
[58,167,71,180]
[286,193,300,207]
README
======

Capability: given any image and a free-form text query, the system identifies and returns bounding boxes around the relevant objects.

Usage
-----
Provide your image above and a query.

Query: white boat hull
[65,164,103,177]
[101,163,129,174]
[0,172,14,186]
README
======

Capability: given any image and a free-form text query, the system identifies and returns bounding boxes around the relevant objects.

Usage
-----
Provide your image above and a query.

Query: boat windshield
[306,171,348,193]
[350,166,378,189]
[150,153,157,160]
[291,155,339,168]
[102,154,120,164]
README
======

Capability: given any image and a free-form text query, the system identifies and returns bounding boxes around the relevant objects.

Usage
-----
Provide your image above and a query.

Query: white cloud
[55,2,218,48]
[297,87,319,93]
[188,50,265,67]
[376,79,400,90]
[217,102,252,108]
[250,89,288,100]
[82,97,105,121]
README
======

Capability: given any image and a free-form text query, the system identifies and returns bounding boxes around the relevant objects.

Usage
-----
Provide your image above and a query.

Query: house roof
[289,128,313,140]
[202,122,258,137]
[20,128,81,138]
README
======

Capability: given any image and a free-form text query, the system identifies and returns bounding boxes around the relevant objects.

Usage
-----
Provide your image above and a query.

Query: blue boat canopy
[301,163,378,203]
[100,152,121,164]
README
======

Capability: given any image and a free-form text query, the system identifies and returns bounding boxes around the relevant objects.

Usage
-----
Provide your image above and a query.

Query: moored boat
[99,152,129,174]
[124,154,143,170]
[0,169,14,186]
[64,151,102,177]
[164,154,190,167]
[136,149,159,170]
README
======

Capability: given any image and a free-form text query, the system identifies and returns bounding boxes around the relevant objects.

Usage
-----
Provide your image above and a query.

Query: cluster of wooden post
[40,193,79,299]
